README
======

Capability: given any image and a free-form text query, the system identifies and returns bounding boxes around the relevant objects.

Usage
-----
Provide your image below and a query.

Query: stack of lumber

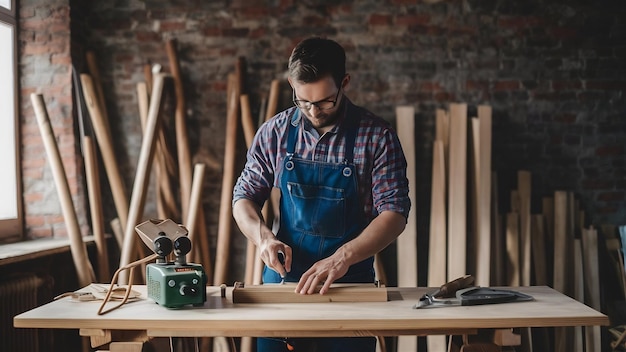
[421,103,609,352]
[423,103,492,352]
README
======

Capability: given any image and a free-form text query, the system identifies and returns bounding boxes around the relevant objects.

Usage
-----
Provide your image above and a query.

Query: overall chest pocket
[286,182,346,238]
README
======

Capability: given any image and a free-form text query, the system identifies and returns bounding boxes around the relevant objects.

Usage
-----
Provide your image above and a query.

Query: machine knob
[180,285,198,296]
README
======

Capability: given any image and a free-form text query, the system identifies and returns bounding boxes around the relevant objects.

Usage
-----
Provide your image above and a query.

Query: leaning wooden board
[395,106,418,287]
[447,103,468,280]
[232,284,387,304]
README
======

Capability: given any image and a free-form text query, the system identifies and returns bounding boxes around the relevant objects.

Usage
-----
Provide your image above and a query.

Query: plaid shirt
[233,99,410,222]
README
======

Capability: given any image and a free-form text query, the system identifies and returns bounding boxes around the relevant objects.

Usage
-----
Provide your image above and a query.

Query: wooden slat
[166,38,192,221]
[395,106,418,287]
[84,136,110,282]
[582,227,602,352]
[447,103,468,280]
[531,214,547,285]
[518,171,531,286]
[553,190,573,352]
[491,172,505,286]
[80,74,129,231]
[395,106,418,352]
[232,284,387,304]
[553,191,568,293]
[573,238,584,352]
[470,117,480,281]
[31,94,96,287]
[118,74,168,284]
[506,212,520,286]
[214,73,240,286]
[429,110,450,310]
[476,106,492,286]
[428,140,447,288]
[542,197,554,286]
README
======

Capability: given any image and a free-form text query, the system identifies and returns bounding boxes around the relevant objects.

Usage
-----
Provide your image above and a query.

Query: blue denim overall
[258,109,376,352]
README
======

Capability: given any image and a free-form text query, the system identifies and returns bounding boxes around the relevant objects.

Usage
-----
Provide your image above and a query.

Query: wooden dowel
[185,163,206,263]
[84,135,110,282]
[118,73,168,284]
[80,74,129,231]
[240,94,257,286]
[214,73,240,285]
[31,93,96,287]
[137,82,178,221]
[265,79,280,121]
[166,38,192,222]
[85,51,109,128]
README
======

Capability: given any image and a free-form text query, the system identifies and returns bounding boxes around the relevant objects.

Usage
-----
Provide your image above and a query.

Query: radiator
[0,273,54,352]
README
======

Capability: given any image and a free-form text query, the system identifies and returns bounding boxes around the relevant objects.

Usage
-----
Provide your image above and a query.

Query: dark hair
[288,37,346,88]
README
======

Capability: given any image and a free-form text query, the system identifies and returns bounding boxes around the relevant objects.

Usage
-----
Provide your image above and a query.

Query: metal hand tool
[414,274,474,308]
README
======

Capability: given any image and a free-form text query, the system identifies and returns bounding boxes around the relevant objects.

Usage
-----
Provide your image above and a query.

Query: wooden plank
[165,38,192,221]
[186,164,206,264]
[542,197,554,286]
[428,140,447,288]
[582,227,602,352]
[573,238,584,352]
[395,106,418,287]
[470,117,480,281]
[476,105,492,287]
[530,214,547,285]
[506,212,520,286]
[31,94,96,287]
[232,284,387,304]
[435,109,449,168]
[491,172,505,286]
[214,73,240,286]
[81,74,129,231]
[395,106,418,352]
[426,140,448,352]
[118,74,168,284]
[84,136,110,282]
[553,190,573,352]
[553,191,568,293]
[518,171,531,286]
[447,103,468,280]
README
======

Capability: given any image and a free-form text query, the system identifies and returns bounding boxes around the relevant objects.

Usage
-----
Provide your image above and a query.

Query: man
[232,37,410,352]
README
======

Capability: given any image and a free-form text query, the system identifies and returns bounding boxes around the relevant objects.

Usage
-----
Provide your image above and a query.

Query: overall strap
[286,109,299,155]
[286,107,360,162]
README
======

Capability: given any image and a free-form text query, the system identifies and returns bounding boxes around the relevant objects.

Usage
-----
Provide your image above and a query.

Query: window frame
[0,0,23,243]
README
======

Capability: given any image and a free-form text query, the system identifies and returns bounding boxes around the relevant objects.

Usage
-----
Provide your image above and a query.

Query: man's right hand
[259,238,292,278]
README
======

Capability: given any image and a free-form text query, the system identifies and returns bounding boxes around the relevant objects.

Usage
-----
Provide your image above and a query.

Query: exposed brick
[160,20,186,32]
[395,14,430,27]
[597,191,625,202]
[369,14,392,26]
[494,80,520,91]
[596,145,624,156]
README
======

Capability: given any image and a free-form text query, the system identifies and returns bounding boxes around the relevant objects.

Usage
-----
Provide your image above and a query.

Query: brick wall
[19,0,625,283]
[19,0,89,239]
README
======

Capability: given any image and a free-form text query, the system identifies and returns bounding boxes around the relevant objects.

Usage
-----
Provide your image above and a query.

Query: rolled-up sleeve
[370,127,411,220]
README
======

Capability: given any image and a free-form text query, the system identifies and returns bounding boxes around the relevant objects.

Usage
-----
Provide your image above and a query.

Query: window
[0,0,22,242]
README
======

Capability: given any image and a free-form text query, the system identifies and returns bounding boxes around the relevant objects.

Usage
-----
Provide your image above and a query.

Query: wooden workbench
[14,285,608,344]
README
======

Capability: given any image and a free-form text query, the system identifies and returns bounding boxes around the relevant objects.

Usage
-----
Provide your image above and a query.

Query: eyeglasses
[292,88,341,111]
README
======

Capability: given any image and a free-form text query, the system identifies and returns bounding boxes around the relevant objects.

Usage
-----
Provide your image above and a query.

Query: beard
[302,108,340,131]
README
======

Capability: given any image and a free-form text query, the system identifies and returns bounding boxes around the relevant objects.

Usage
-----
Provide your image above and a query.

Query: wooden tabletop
[14,285,608,338]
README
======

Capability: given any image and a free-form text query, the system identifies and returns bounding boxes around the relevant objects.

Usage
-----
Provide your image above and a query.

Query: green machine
[136,219,207,308]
